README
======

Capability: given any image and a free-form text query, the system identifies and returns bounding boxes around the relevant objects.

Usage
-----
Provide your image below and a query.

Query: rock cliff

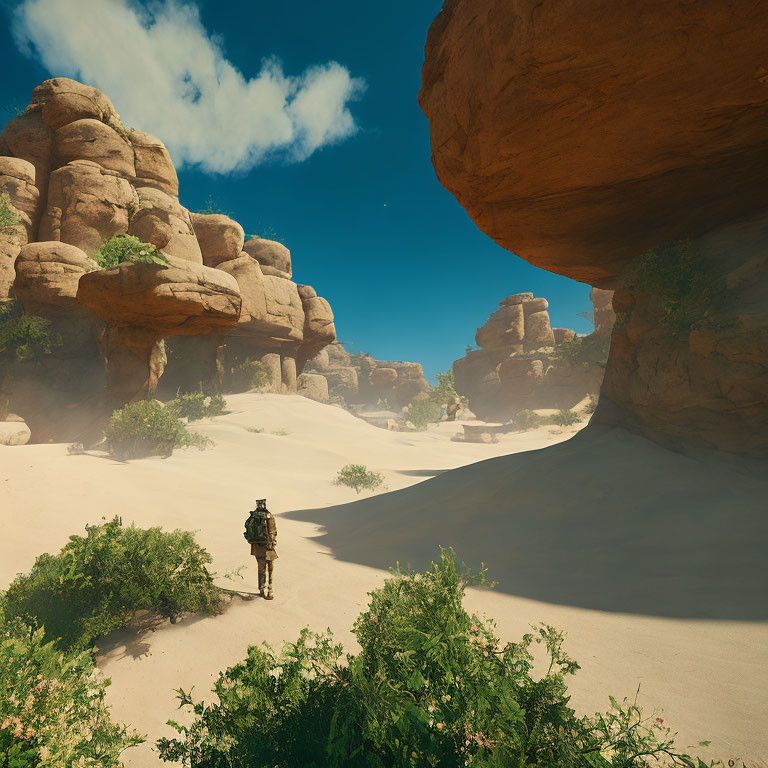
[420,0,768,456]
[0,78,337,440]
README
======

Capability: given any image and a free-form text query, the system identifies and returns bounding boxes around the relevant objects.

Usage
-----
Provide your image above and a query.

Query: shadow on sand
[286,426,768,621]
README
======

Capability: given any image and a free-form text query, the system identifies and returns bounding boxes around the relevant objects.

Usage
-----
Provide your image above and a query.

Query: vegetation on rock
[551,409,581,428]
[552,334,610,368]
[106,400,211,459]
[94,234,169,270]
[430,370,459,405]
[156,548,705,768]
[334,463,384,494]
[230,357,271,392]
[1,517,223,653]
[0,609,143,766]
[620,240,731,339]
[0,191,21,228]
[0,300,62,367]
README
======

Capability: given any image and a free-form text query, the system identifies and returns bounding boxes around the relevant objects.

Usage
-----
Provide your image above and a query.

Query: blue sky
[0,0,593,381]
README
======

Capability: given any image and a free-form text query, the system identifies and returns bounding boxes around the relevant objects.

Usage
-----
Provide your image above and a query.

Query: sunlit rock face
[0,77,338,438]
[421,0,768,456]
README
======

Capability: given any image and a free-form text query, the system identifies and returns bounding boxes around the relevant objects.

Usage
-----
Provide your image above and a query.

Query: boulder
[522,297,549,315]
[129,130,178,195]
[14,241,97,317]
[327,342,351,367]
[40,160,138,254]
[591,288,616,339]
[500,292,534,306]
[55,119,135,177]
[0,226,27,300]
[498,357,544,399]
[0,157,40,237]
[0,420,31,446]
[298,372,329,402]
[76,255,241,335]
[0,110,54,190]
[553,328,576,345]
[190,213,244,267]
[475,303,524,350]
[128,186,202,263]
[420,0,768,284]
[31,78,121,131]
[325,366,359,400]
[307,347,330,372]
[297,284,317,299]
[302,296,336,345]
[523,310,556,351]
[370,367,398,387]
[243,237,292,279]
[262,275,304,341]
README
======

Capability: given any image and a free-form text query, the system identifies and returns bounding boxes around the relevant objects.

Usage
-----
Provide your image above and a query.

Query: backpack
[244,509,268,545]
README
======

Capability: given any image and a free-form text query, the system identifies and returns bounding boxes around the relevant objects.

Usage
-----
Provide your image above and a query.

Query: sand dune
[1,393,766,767]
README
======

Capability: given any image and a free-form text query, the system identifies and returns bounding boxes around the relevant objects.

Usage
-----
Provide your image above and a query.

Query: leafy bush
[429,370,458,405]
[404,398,441,430]
[509,408,548,431]
[167,391,227,422]
[2,517,223,652]
[550,409,581,428]
[94,234,169,270]
[157,548,705,768]
[231,357,271,392]
[0,191,21,228]
[333,464,384,495]
[0,613,143,766]
[620,239,731,339]
[0,300,62,364]
[552,333,610,368]
[106,400,210,459]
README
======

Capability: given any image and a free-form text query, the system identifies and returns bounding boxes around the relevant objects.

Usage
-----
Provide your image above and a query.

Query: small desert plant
[248,225,285,244]
[0,300,62,365]
[509,408,548,431]
[167,391,227,422]
[333,463,384,494]
[0,191,21,228]
[194,194,233,216]
[231,357,271,392]
[157,548,706,768]
[1,517,223,652]
[106,400,210,459]
[245,426,264,434]
[94,234,169,270]
[550,409,581,428]
[404,398,441,430]
[583,394,599,414]
[552,333,610,368]
[620,239,732,338]
[0,610,143,766]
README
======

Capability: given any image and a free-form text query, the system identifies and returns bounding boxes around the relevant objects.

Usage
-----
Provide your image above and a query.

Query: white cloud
[12,0,366,173]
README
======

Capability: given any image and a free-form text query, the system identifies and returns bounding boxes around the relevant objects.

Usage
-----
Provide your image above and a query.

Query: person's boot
[266,580,274,600]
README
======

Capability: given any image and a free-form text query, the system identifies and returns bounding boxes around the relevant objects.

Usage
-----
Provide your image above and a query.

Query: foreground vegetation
[2,517,223,653]
[94,234,169,270]
[157,549,707,767]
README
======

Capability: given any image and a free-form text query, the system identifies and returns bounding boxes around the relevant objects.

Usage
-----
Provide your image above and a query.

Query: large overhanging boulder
[243,237,292,279]
[76,255,241,335]
[191,213,245,268]
[421,0,768,456]
[420,0,768,285]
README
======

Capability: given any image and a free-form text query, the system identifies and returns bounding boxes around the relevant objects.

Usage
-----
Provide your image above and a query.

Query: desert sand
[1,393,766,767]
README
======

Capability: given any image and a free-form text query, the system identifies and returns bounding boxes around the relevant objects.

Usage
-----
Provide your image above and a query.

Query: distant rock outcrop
[421,0,768,456]
[0,77,338,440]
[305,343,430,409]
[452,291,610,421]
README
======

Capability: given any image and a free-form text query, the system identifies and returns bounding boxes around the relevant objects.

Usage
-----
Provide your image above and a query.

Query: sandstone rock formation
[305,343,430,410]
[421,0,768,456]
[0,77,338,439]
[453,291,608,421]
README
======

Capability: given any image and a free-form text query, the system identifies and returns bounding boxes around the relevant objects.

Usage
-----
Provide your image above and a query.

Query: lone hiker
[244,499,278,600]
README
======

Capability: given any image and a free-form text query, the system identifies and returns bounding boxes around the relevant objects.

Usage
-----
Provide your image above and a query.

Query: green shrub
[157,548,705,768]
[509,408,548,431]
[2,517,223,652]
[0,300,62,365]
[0,191,21,228]
[333,464,384,494]
[167,391,227,422]
[94,234,169,270]
[429,370,458,405]
[551,409,581,428]
[106,400,210,459]
[552,333,610,368]
[230,357,271,392]
[0,612,143,766]
[194,194,233,216]
[620,239,731,339]
[404,398,441,429]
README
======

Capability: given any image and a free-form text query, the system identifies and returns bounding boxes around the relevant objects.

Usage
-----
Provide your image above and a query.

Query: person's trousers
[257,557,274,591]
